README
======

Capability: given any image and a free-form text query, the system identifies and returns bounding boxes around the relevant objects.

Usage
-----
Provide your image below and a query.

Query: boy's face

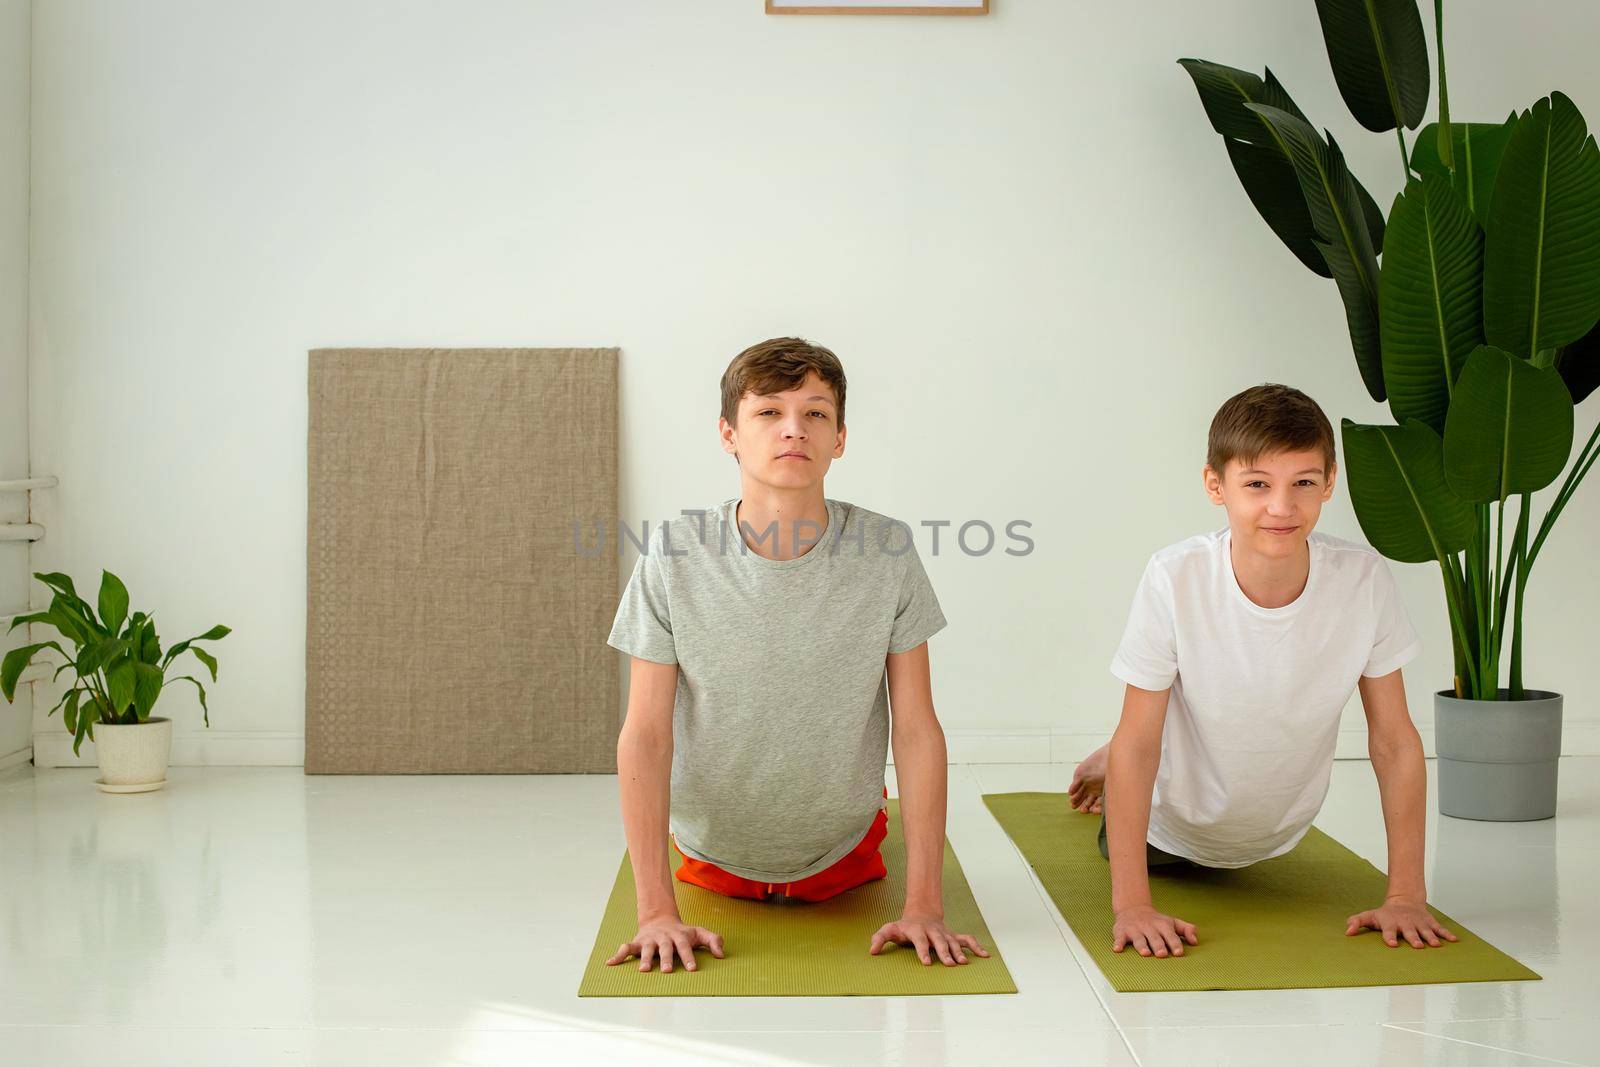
[1203,448,1336,561]
[718,370,846,489]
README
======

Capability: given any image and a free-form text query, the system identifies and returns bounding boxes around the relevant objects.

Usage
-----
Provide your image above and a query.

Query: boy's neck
[1228,530,1311,609]
[733,481,830,561]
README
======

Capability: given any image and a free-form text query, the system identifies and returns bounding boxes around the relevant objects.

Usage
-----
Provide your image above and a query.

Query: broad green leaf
[1225,137,1333,276]
[1314,0,1431,132]
[2,643,50,701]
[1379,173,1484,432]
[52,592,106,645]
[1557,319,1600,403]
[1178,59,1310,142]
[46,600,91,648]
[3,639,69,701]
[1247,105,1385,399]
[1341,418,1475,562]
[1183,61,1346,276]
[190,646,218,683]
[1443,345,1575,501]
[1411,114,1518,224]
[132,662,163,720]
[98,571,129,636]
[72,694,91,755]
[35,574,103,637]
[76,636,130,678]
[107,658,136,714]
[139,620,162,664]
[1484,92,1600,359]
[5,610,55,635]
[63,689,80,733]
[1359,177,1387,256]
[164,625,230,664]
[32,571,79,601]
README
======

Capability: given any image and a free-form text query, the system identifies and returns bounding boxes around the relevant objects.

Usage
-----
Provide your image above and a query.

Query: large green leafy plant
[1182,0,1600,701]
[2,570,230,754]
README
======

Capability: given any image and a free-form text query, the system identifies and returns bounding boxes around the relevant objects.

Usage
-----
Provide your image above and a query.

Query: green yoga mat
[983,791,1539,993]
[579,800,1016,996]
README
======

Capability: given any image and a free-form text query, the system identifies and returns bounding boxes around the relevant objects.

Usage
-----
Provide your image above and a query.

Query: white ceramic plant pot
[92,716,172,793]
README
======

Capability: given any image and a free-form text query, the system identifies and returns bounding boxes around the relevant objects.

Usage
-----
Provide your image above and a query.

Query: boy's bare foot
[1068,744,1107,813]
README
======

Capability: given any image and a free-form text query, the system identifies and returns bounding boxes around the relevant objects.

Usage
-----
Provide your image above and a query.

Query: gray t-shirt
[606,496,947,882]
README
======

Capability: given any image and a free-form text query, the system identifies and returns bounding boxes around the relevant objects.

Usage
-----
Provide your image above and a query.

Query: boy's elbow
[891,708,945,747]
[1368,719,1423,762]
[617,718,671,761]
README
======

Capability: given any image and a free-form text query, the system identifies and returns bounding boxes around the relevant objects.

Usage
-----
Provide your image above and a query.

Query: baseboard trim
[32,731,306,768]
[910,725,1600,765]
[0,747,33,776]
[29,724,1600,769]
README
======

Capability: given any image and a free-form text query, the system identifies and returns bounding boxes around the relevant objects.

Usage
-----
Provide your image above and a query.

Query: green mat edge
[578,798,1018,997]
[983,790,1542,993]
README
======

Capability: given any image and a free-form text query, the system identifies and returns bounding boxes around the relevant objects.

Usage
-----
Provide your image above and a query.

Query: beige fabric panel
[305,348,619,774]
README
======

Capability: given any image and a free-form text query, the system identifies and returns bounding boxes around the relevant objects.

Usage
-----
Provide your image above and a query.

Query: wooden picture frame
[766,0,988,14]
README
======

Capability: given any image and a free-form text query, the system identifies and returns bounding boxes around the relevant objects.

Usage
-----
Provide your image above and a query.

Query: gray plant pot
[1434,689,1562,821]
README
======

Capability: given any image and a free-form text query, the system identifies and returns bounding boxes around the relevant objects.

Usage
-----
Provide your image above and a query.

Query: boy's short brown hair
[1206,383,1336,475]
[720,337,847,429]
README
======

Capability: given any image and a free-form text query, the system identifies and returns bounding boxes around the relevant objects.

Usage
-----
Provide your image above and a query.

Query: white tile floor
[0,758,1595,1067]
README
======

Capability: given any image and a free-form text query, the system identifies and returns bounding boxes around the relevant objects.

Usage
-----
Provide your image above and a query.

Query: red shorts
[672,789,890,903]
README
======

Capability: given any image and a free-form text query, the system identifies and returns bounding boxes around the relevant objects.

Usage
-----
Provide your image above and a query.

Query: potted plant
[2,570,230,793]
[1180,0,1598,820]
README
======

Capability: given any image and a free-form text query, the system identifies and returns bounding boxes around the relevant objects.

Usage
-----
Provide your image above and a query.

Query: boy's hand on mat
[1067,745,1107,813]
[606,918,725,973]
[1345,898,1458,949]
[1112,904,1197,958]
[869,914,990,966]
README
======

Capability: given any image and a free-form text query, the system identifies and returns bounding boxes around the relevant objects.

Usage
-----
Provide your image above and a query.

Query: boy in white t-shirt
[1066,384,1458,960]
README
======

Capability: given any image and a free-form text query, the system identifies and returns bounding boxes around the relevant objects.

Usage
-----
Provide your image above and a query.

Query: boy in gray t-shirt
[603,337,989,976]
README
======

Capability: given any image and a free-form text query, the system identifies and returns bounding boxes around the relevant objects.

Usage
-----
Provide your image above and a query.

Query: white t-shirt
[1109,528,1421,868]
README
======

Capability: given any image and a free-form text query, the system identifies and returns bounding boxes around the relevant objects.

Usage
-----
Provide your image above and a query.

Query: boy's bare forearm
[1370,728,1428,901]
[1106,731,1161,913]
[617,724,678,921]
[891,721,948,916]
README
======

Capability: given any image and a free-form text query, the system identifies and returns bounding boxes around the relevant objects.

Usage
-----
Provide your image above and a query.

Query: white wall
[24,0,1600,766]
[0,0,30,769]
